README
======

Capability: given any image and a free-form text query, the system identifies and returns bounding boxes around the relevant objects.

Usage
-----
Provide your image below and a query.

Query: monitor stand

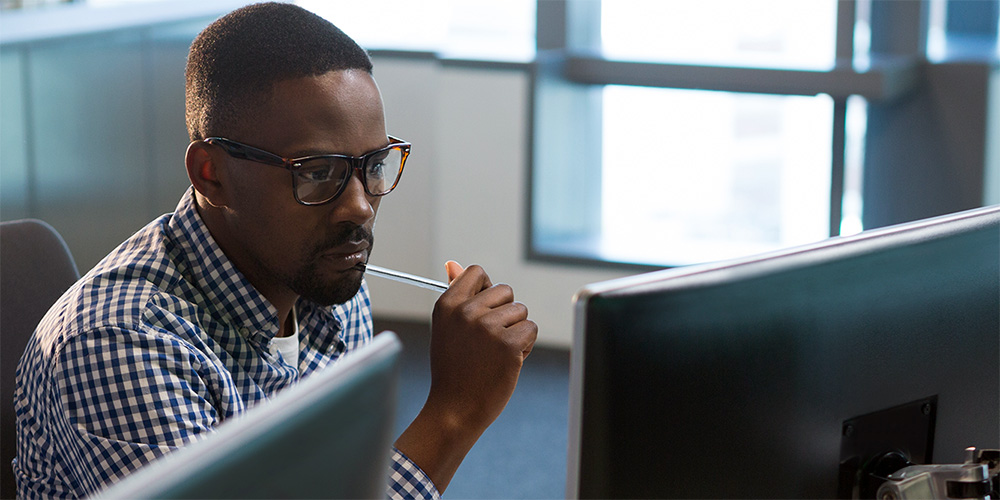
[838,396,937,499]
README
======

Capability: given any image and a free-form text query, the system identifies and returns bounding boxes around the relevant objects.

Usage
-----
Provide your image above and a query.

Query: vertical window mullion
[831,99,847,237]
[830,0,856,236]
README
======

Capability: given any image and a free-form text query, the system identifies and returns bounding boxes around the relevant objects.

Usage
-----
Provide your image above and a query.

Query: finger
[463,283,516,310]
[445,260,464,283]
[507,319,538,359]
[480,300,529,329]
[445,264,493,297]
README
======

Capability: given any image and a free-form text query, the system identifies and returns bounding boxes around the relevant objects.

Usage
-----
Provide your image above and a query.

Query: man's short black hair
[185,2,373,141]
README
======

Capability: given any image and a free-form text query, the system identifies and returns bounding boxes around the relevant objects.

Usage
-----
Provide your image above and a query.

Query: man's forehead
[268,70,380,106]
[240,70,387,155]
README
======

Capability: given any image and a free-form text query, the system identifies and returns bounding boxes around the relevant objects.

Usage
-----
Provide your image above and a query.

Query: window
[600,87,834,266]
[531,0,999,268]
[601,0,837,70]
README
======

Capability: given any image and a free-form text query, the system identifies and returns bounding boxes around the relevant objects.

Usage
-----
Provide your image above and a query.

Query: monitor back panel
[101,332,402,499]
[568,206,1000,498]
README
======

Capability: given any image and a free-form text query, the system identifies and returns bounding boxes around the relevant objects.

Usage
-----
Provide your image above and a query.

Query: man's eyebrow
[290,142,391,158]
[289,149,336,158]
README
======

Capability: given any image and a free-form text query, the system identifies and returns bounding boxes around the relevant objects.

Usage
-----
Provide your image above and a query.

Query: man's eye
[368,162,386,179]
[300,168,333,182]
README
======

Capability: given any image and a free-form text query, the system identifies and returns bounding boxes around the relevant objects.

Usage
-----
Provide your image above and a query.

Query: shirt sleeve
[17,326,223,498]
[387,447,441,500]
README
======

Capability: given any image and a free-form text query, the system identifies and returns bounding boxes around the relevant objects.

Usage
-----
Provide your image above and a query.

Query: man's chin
[292,271,364,307]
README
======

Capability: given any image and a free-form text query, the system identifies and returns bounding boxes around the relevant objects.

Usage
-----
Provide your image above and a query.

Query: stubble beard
[289,225,374,306]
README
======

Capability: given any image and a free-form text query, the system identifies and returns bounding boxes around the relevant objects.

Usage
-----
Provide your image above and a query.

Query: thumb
[445,260,464,283]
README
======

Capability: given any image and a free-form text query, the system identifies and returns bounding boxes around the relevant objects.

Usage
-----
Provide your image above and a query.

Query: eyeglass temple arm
[206,138,291,168]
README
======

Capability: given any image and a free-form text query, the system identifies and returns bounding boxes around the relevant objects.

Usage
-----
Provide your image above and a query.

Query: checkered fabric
[13,188,439,499]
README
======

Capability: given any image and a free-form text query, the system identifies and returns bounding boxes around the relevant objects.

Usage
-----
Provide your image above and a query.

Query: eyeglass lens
[293,146,405,203]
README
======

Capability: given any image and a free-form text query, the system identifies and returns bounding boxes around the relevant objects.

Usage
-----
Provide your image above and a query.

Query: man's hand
[393,261,538,493]
[430,261,536,430]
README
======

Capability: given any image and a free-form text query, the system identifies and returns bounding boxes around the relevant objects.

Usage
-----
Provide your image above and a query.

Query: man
[13,3,537,498]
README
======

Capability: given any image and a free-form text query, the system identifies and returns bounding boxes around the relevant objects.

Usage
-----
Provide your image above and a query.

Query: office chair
[0,219,80,499]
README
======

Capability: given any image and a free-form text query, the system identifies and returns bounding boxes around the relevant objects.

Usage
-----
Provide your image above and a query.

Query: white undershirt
[270,308,300,368]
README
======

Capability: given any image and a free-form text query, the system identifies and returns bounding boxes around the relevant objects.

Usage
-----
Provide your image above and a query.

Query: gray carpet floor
[374,318,570,499]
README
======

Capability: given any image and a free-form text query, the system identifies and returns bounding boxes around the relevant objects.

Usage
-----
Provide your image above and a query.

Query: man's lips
[321,243,370,270]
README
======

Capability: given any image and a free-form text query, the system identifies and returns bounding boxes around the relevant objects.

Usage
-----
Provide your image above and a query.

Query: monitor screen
[99,331,402,499]
[568,205,1000,498]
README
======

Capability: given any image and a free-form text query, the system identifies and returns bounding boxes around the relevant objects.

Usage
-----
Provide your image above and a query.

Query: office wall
[340,57,632,347]
[1,24,203,271]
[369,59,629,347]
[0,18,628,348]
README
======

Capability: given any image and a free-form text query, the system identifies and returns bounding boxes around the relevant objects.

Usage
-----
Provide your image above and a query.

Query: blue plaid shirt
[14,188,439,500]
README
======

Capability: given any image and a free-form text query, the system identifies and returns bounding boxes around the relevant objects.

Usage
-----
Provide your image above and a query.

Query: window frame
[527,0,998,270]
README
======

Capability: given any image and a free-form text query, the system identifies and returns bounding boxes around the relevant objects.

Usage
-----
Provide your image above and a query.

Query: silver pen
[355,263,449,292]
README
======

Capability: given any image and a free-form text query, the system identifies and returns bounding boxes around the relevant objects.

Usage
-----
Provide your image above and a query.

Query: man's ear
[185,140,227,208]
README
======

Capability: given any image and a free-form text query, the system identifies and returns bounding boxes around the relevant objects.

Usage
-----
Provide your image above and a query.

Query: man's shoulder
[33,213,200,354]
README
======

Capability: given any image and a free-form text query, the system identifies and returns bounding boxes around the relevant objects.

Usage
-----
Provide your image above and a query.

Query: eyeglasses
[203,136,410,206]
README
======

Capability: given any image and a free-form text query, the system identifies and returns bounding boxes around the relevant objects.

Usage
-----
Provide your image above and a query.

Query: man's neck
[276,307,296,338]
[194,194,300,338]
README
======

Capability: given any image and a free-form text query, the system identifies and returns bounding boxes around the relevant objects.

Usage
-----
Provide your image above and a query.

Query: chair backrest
[0,219,80,499]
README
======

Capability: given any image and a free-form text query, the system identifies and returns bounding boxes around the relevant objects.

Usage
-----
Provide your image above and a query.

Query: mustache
[313,224,374,254]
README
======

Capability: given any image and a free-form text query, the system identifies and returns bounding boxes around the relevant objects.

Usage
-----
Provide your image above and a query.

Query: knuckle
[484,316,505,333]
[513,301,529,317]
[456,301,479,321]
[488,283,515,303]
[515,320,539,347]
[507,319,537,344]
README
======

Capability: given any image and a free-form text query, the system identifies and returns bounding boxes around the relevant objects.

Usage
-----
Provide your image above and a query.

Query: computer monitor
[99,331,402,499]
[568,205,1000,498]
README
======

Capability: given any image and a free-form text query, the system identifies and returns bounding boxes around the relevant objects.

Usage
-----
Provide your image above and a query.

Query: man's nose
[331,170,376,225]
